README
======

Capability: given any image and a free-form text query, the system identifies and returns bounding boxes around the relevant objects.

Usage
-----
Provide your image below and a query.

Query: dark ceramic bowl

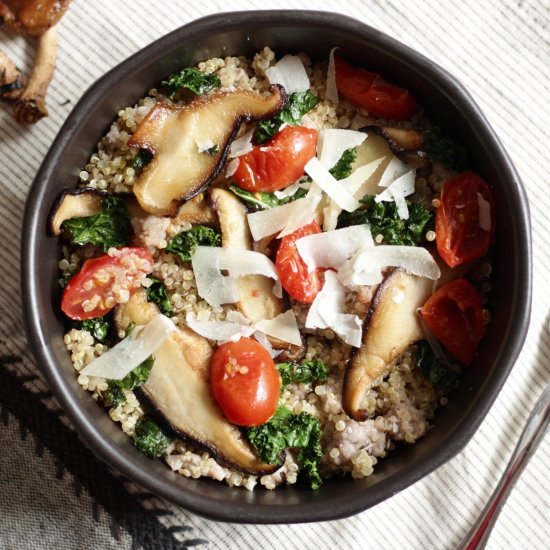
[21,10,531,523]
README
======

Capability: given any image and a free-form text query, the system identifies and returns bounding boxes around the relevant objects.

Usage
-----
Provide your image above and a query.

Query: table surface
[1,1,549,549]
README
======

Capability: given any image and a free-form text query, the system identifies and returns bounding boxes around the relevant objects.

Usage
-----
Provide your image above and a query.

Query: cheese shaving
[225,158,239,178]
[296,225,373,272]
[81,314,176,380]
[316,129,367,169]
[375,169,416,219]
[378,156,410,188]
[247,185,321,240]
[254,310,302,346]
[265,55,310,94]
[191,246,282,307]
[273,180,310,199]
[477,192,491,231]
[305,271,362,347]
[305,157,360,212]
[325,47,339,103]
[228,129,254,158]
[186,312,254,342]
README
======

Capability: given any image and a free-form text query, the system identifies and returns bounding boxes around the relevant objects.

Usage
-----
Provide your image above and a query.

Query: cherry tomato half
[275,221,324,304]
[334,56,418,121]
[210,338,281,427]
[233,125,318,193]
[61,246,153,320]
[421,278,486,365]
[435,171,495,268]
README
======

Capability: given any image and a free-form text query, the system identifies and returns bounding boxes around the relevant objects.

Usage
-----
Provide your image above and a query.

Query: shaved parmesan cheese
[338,244,440,289]
[305,157,360,212]
[296,225,373,272]
[225,158,239,178]
[322,158,385,231]
[195,137,216,154]
[254,310,302,346]
[317,129,367,169]
[306,271,362,347]
[265,55,310,94]
[191,247,282,307]
[186,312,254,342]
[477,192,491,231]
[229,129,254,158]
[325,47,339,103]
[378,156,409,188]
[252,331,282,358]
[273,180,310,199]
[82,314,176,380]
[247,185,321,240]
[375,169,416,219]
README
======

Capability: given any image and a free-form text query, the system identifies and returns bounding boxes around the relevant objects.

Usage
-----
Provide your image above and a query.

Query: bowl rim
[21,9,532,523]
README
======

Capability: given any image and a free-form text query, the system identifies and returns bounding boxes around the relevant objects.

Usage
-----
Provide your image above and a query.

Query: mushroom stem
[0,50,27,101]
[13,24,57,123]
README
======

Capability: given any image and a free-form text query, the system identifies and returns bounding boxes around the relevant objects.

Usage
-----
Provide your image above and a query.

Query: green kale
[425,127,469,171]
[106,356,155,407]
[132,149,153,171]
[229,184,308,210]
[247,406,323,490]
[255,90,318,143]
[161,67,221,98]
[62,196,132,252]
[145,279,173,317]
[337,195,433,246]
[203,144,219,156]
[329,148,357,180]
[277,359,328,389]
[133,416,172,458]
[77,317,110,343]
[416,341,459,390]
[165,225,221,262]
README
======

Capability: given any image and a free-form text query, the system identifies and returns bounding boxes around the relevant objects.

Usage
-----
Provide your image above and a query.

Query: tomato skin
[334,56,418,120]
[275,221,323,304]
[436,171,495,268]
[421,278,486,365]
[61,247,153,321]
[233,125,318,192]
[210,338,281,427]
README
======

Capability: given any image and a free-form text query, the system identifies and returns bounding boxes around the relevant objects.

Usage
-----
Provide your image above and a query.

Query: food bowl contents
[0,0,72,123]
[50,47,495,491]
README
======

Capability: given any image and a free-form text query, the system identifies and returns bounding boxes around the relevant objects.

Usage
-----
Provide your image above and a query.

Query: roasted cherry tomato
[435,171,495,268]
[421,278,486,365]
[210,338,281,426]
[275,221,324,304]
[334,56,418,121]
[61,246,153,321]
[233,125,318,192]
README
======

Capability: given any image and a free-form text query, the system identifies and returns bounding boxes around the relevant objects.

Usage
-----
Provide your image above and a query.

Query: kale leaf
[166,225,221,262]
[106,356,155,407]
[425,127,469,171]
[133,416,172,458]
[277,359,328,389]
[416,341,460,390]
[77,317,110,343]
[329,148,357,180]
[62,195,132,252]
[133,149,153,171]
[229,184,308,210]
[145,279,173,317]
[247,406,323,490]
[161,67,221,98]
[337,195,433,246]
[255,90,318,143]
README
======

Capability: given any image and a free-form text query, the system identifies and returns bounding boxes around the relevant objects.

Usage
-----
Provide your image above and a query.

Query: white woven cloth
[1,1,548,549]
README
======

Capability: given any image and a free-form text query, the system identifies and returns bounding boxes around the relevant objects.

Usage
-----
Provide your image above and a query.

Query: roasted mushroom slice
[363,126,428,169]
[210,187,284,323]
[116,291,280,474]
[128,85,286,216]
[343,268,434,421]
[48,188,103,236]
[176,193,218,227]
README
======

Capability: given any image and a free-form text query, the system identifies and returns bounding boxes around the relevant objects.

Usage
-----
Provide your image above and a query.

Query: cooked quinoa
[57,47,492,490]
